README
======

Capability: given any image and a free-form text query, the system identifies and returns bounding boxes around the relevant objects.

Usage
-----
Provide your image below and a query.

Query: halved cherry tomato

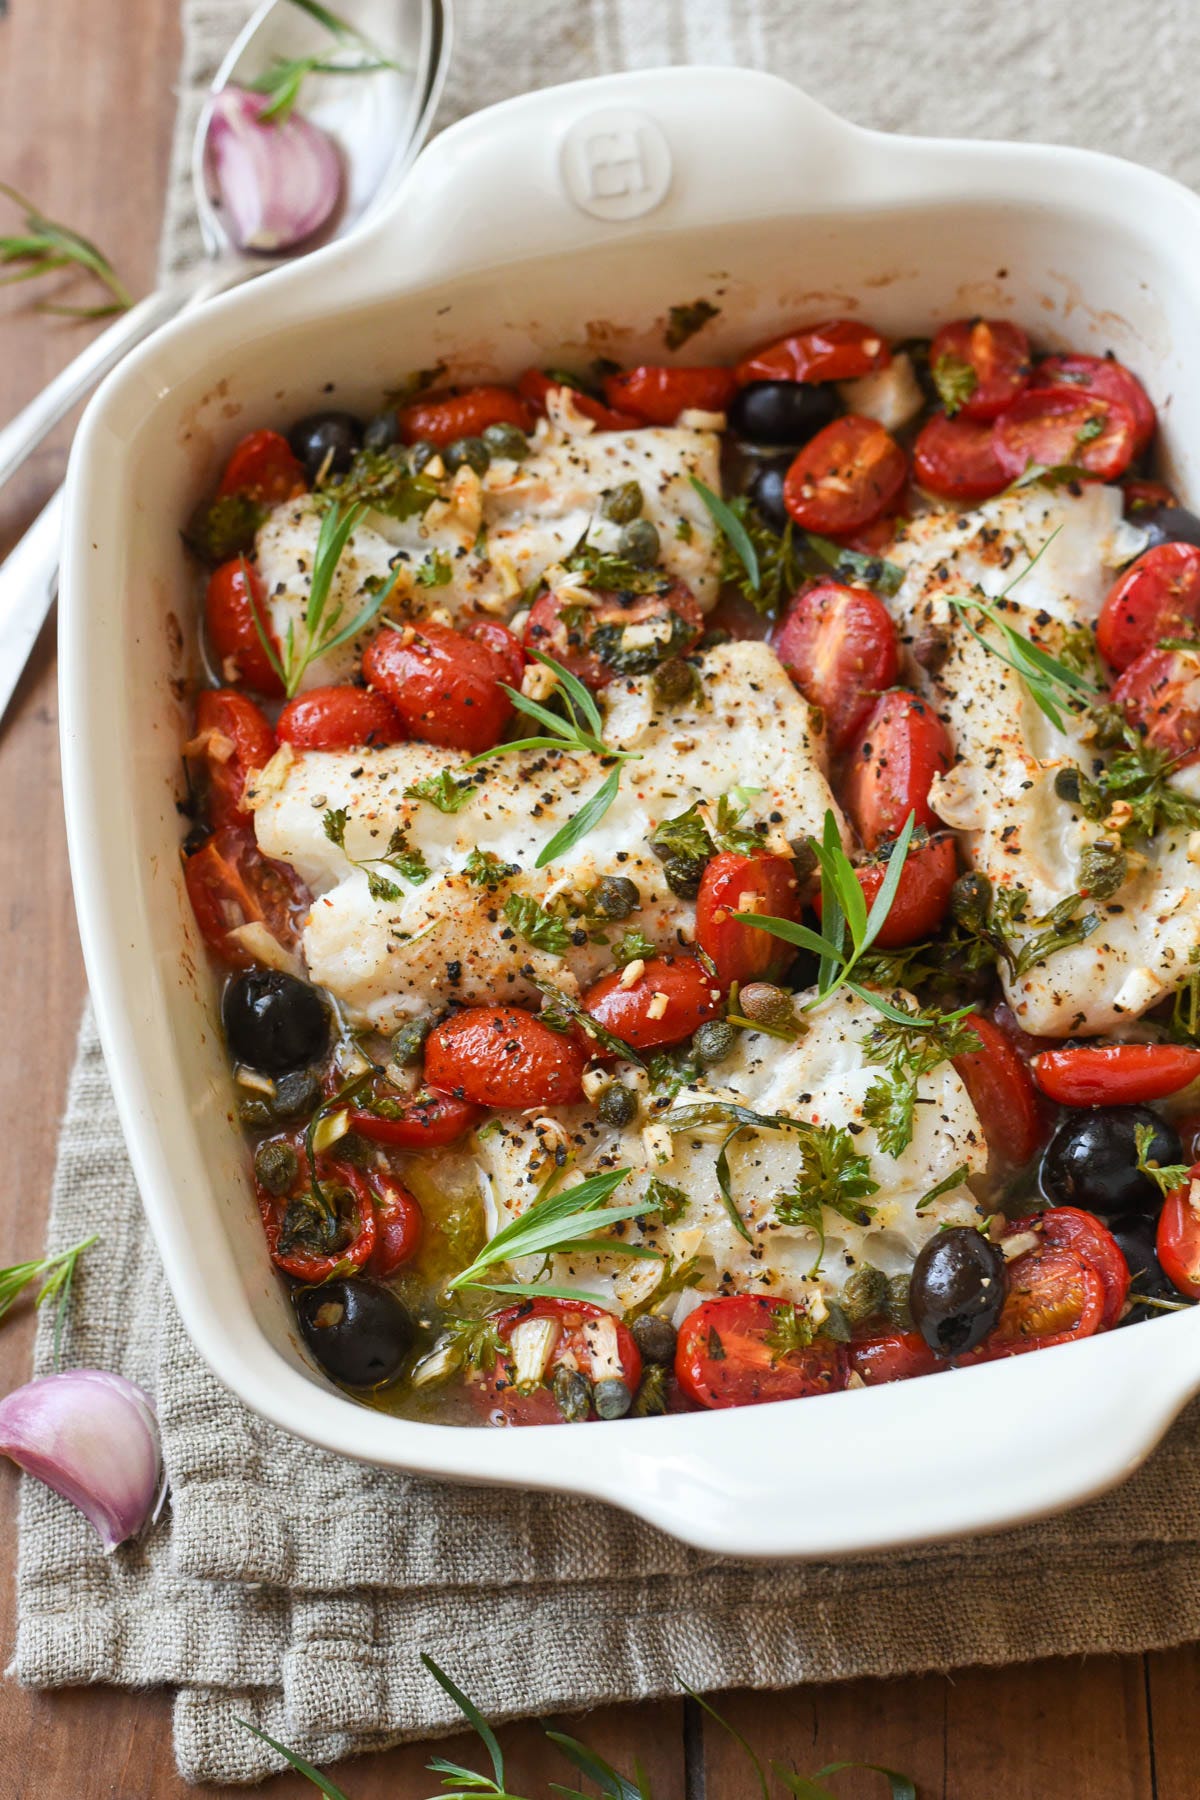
[1124,478,1176,515]
[952,1012,1043,1168]
[851,833,958,949]
[581,954,723,1052]
[991,387,1137,483]
[783,415,907,537]
[848,1330,944,1385]
[276,685,406,751]
[1097,543,1200,671]
[367,1177,424,1278]
[424,1007,588,1107]
[256,1150,380,1283]
[1112,645,1200,763]
[929,319,1031,421]
[516,369,641,432]
[191,689,275,829]
[912,413,1010,502]
[476,1298,643,1427]
[842,689,953,850]
[1013,1207,1130,1329]
[1036,352,1156,455]
[349,1089,481,1148]
[976,1242,1106,1357]
[362,620,515,754]
[771,580,899,752]
[735,320,890,386]
[216,429,306,505]
[397,386,533,448]
[205,558,284,696]
[1155,1164,1200,1299]
[1032,1043,1200,1106]
[674,1295,846,1409]
[695,852,801,986]
[523,579,703,690]
[182,826,309,968]
[602,365,737,426]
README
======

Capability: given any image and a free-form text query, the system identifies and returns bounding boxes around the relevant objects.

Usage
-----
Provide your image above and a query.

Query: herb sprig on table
[0,184,131,318]
[0,1235,97,1371]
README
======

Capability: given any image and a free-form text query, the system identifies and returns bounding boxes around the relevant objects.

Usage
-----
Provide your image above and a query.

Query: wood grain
[0,0,1190,1791]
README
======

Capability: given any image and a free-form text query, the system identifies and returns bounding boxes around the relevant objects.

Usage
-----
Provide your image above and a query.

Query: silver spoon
[0,0,451,725]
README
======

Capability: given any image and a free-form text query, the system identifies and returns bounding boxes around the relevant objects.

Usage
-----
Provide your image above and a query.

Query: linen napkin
[19,0,1200,1784]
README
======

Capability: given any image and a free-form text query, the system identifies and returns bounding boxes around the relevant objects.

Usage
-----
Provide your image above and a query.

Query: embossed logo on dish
[559,108,672,222]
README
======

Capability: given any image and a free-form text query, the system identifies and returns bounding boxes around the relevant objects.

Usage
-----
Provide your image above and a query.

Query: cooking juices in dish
[180,318,1200,1425]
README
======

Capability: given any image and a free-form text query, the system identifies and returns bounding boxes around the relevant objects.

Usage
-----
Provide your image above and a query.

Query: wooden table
[0,1,1197,1792]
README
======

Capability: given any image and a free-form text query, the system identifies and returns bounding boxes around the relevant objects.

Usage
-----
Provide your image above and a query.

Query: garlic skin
[206,86,342,253]
[0,1370,162,1552]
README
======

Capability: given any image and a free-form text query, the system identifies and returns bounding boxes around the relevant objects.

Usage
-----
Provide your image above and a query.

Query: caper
[630,1365,668,1417]
[333,1130,371,1169]
[272,1067,321,1120]
[481,421,528,460]
[885,1273,913,1330]
[651,657,699,708]
[238,1096,275,1129]
[789,838,820,884]
[593,1376,633,1420]
[617,518,660,569]
[254,1139,298,1197]
[444,435,490,476]
[597,1083,639,1128]
[843,1265,890,1326]
[552,1364,593,1423]
[737,982,794,1032]
[409,439,437,474]
[588,875,641,922]
[950,870,992,932]
[661,854,704,899]
[391,1018,431,1066]
[692,1019,737,1066]
[600,480,644,525]
[1079,839,1128,900]
[631,1313,677,1366]
[363,410,402,451]
[820,1300,852,1344]
[1054,767,1084,805]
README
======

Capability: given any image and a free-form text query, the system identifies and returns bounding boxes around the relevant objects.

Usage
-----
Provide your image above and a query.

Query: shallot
[0,1369,162,1551]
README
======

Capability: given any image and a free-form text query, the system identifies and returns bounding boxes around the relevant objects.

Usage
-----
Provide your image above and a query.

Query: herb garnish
[690,476,804,617]
[1057,731,1200,841]
[931,352,978,416]
[560,540,661,595]
[644,1177,689,1223]
[861,1003,981,1157]
[445,1165,655,1300]
[404,768,476,814]
[773,1128,880,1274]
[0,1234,98,1371]
[247,0,403,125]
[416,549,453,588]
[319,449,439,519]
[322,808,429,899]
[183,490,267,564]
[803,531,905,598]
[664,298,720,350]
[463,848,517,888]
[502,893,571,956]
[532,975,644,1066]
[1134,1122,1191,1198]
[650,786,767,867]
[611,927,657,967]
[1171,948,1200,1044]
[916,1164,972,1211]
[0,183,131,317]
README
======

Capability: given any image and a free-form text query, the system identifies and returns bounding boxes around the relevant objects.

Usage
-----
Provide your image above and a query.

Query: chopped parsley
[322,808,430,899]
[644,1177,688,1224]
[611,927,657,967]
[415,548,453,587]
[463,848,517,888]
[404,769,475,814]
[501,893,571,956]
[772,1124,879,1274]
[861,1003,981,1157]
[1135,1121,1191,1197]
[319,449,440,521]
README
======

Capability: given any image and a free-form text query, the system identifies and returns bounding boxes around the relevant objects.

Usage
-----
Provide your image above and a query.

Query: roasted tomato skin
[842,689,953,850]
[216,429,306,504]
[256,1153,379,1283]
[735,319,890,386]
[848,1331,945,1385]
[851,833,958,948]
[1156,1164,1200,1299]
[581,954,723,1051]
[183,825,308,969]
[695,852,801,985]
[423,1007,588,1108]
[367,1179,424,1278]
[929,318,1032,421]
[362,621,515,754]
[397,386,532,447]
[1113,645,1200,763]
[1032,1044,1200,1107]
[991,386,1137,483]
[517,368,641,432]
[192,688,275,828]
[276,685,406,751]
[1097,543,1200,671]
[771,580,899,753]
[478,1298,643,1427]
[205,558,284,696]
[1036,352,1156,455]
[1017,1207,1130,1329]
[674,1295,846,1409]
[523,580,703,690]
[348,1090,481,1148]
[601,365,737,425]
[952,1012,1043,1169]
[783,415,907,537]
[912,413,1010,501]
[974,1242,1107,1358]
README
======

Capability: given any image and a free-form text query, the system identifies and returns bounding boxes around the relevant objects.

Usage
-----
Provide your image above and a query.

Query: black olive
[1108,1211,1180,1324]
[363,410,402,451]
[223,970,331,1074]
[1131,505,1200,552]
[631,1313,677,1365]
[296,1279,414,1387]
[746,456,793,533]
[287,410,364,480]
[1040,1106,1181,1218]
[728,380,839,448]
[910,1227,1007,1356]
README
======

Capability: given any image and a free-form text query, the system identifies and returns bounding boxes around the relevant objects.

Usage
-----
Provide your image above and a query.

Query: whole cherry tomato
[848,1330,944,1385]
[695,851,801,986]
[952,1012,1043,1169]
[1036,352,1156,455]
[581,954,723,1051]
[398,386,533,447]
[516,369,641,432]
[929,318,1031,421]
[191,688,275,829]
[851,833,958,948]
[256,1150,380,1283]
[991,387,1137,483]
[1112,645,1200,764]
[183,826,308,969]
[216,429,306,505]
[771,580,899,753]
[276,685,406,751]
[1032,1043,1200,1107]
[842,689,953,850]
[1156,1164,1200,1300]
[783,416,907,537]
[1011,1207,1130,1329]
[523,580,702,690]
[423,1007,589,1107]
[735,320,890,386]
[362,621,516,754]
[475,1298,643,1427]
[912,413,1010,502]
[349,1089,481,1148]
[601,365,737,425]
[205,558,284,696]
[674,1295,846,1409]
[1097,543,1200,671]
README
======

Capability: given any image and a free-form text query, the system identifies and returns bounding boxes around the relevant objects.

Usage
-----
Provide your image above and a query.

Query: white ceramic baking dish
[59,67,1200,1559]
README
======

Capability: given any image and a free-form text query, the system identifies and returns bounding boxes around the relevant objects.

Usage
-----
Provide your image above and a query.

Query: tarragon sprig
[445,1165,657,1301]
[0,183,131,317]
[0,1234,98,1371]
